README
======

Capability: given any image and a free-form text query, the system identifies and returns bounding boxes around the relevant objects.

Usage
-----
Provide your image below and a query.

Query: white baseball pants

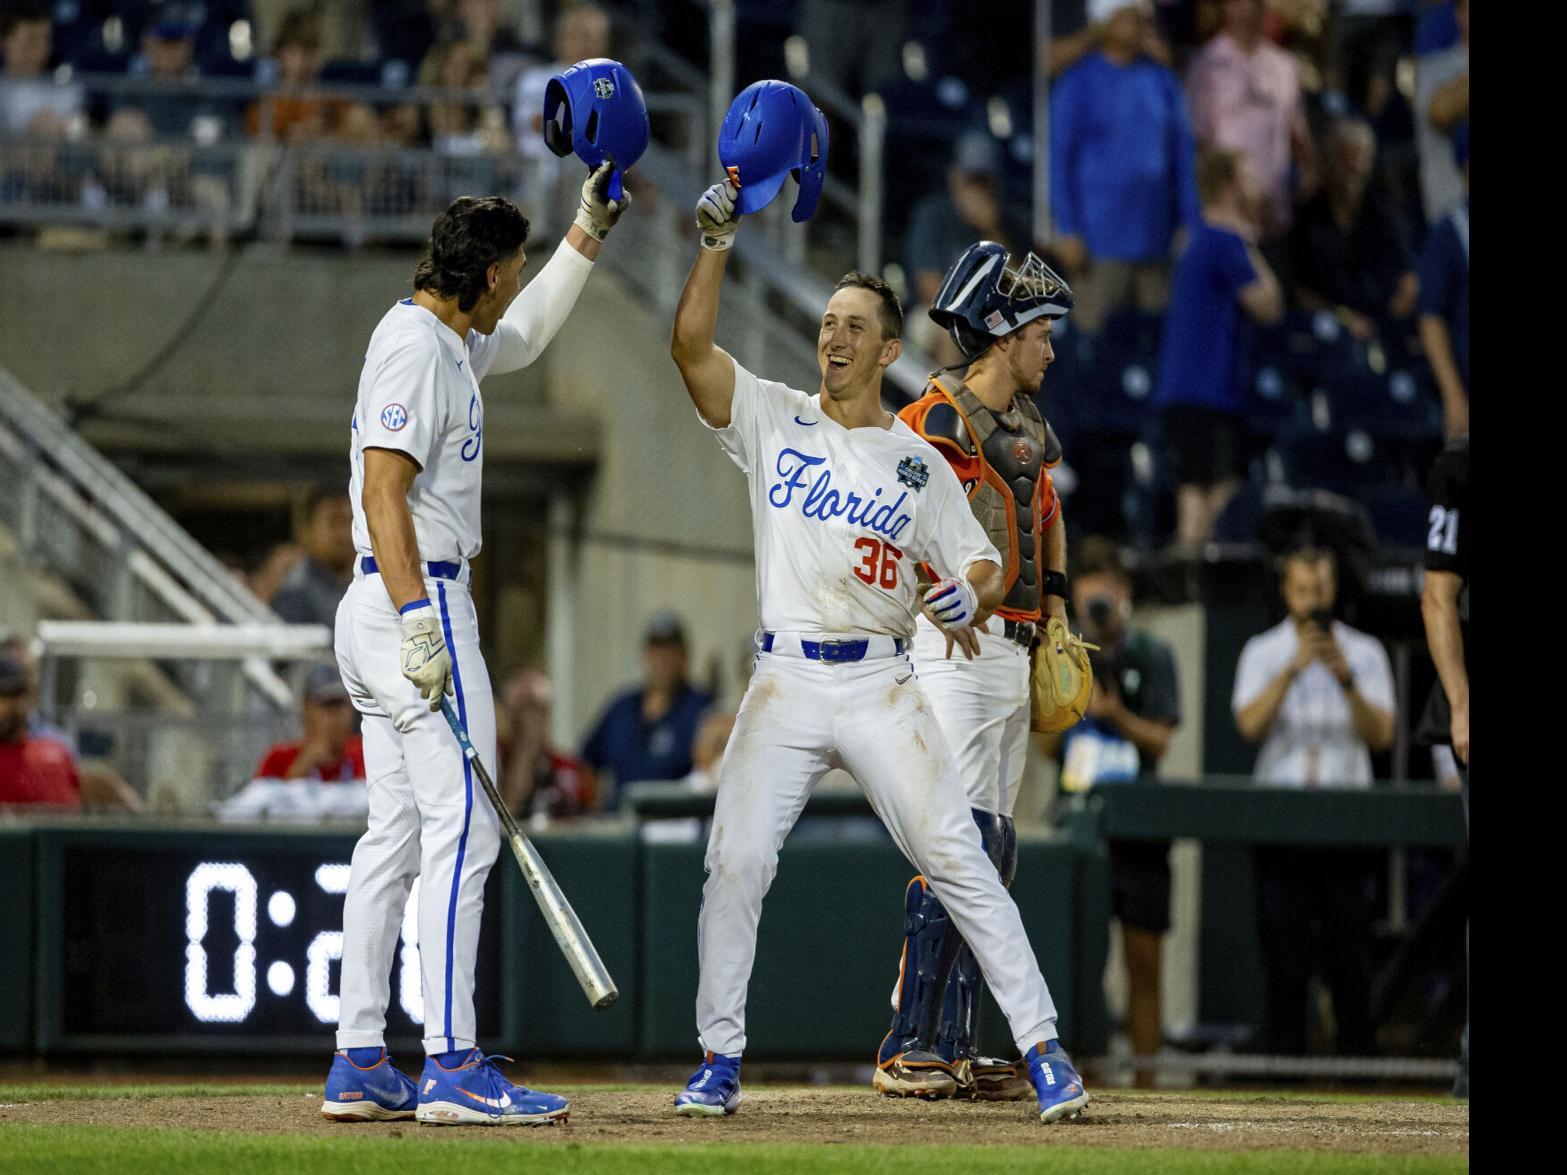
[332,563,500,1056]
[910,613,1032,818]
[695,642,1059,1058]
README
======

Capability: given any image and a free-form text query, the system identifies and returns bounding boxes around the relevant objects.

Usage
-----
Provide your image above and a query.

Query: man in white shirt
[1233,547,1394,787]
[666,179,1089,1124]
[1231,543,1395,1057]
[320,164,628,1126]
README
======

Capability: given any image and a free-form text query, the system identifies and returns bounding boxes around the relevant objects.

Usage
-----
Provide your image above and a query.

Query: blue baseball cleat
[674,1051,742,1117]
[1024,1040,1091,1123]
[414,1049,569,1127]
[320,1048,418,1121]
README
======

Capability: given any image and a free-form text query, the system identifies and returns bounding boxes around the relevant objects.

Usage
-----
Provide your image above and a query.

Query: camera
[1308,606,1334,633]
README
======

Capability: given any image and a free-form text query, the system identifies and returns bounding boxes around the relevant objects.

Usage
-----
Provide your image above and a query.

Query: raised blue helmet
[928,241,1074,361]
[717,80,829,223]
[543,58,650,201]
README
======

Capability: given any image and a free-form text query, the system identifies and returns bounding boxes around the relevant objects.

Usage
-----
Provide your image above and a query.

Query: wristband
[1042,570,1068,600]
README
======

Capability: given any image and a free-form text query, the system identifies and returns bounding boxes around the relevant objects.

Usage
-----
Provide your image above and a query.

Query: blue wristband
[399,599,432,615]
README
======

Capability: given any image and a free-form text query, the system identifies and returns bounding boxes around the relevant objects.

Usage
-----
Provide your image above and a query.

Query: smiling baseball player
[319,166,627,1126]
[667,180,1090,1124]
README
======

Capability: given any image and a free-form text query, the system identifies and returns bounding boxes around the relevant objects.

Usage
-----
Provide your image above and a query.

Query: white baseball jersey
[349,301,500,563]
[705,361,1001,638]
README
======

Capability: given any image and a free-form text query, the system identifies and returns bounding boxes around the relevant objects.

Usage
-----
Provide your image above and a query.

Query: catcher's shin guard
[876,872,962,1098]
[937,814,1031,1100]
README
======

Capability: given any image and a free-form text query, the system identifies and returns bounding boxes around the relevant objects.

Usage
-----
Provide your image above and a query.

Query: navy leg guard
[936,812,1015,1067]
[880,873,960,1064]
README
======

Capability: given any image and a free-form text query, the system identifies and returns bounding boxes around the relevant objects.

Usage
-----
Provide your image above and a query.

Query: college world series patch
[896,456,929,491]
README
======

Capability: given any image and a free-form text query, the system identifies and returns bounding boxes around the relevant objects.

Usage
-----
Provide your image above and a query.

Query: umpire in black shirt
[1418,435,1468,1099]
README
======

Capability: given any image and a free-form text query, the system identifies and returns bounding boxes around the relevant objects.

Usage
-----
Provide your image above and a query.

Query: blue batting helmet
[928,242,1074,361]
[543,58,650,200]
[717,80,829,223]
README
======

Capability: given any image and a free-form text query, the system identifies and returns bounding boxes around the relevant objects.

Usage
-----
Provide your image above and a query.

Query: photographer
[1232,544,1395,1056]
[1045,537,1180,1088]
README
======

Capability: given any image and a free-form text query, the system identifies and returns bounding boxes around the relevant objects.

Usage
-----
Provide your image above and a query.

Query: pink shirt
[1185,33,1306,232]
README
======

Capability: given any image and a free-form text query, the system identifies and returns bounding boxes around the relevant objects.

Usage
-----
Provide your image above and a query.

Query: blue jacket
[1050,52,1200,262]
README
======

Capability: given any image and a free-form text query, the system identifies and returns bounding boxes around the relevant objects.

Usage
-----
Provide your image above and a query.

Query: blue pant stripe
[437,582,473,1055]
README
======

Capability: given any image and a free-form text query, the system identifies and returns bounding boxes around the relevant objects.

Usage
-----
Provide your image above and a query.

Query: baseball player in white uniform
[667,181,1090,1124]
[320,166,627,1127]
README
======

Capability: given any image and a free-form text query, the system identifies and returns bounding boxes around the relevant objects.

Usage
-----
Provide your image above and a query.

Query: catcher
[874,241,1094,1101]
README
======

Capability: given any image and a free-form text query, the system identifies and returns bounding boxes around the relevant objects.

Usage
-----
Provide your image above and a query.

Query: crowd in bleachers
[760,0,1469,555]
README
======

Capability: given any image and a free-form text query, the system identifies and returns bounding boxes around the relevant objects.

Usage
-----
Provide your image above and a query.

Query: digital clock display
[56,845,502,1042]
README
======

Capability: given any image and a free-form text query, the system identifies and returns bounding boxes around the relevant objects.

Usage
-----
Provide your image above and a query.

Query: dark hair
[1,3,50,39]
[303,482,348,519]
[833,272,903,341]
[413,196,530,312]
[1071,535,1129,586]
[1196,146,1245,205]
[274,9,322,53]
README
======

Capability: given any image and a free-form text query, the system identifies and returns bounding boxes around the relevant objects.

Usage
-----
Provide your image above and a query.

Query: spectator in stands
[272,485,355,627]
[419,36,508,158]
[1184,0,1317,239]
[513,3,609,164]
[441,0,530,89]
[114,8,206,138]
[794,0,908,100]
[1287,116,1418,340]
[497,667,597,822]
[581,612,715,810]
[1415,0,1466,225]
[0,655,80,809]
[0,2,81,136]
[246,9,345,141]
[1231,543,1394,1056]
[1043,0,1173,80]
[0,634,142,810]
[1043,536,1180,1088]
[1418,126,1468,440]
[1154,147,1283,549]
[905,131,1033,364]
[254,663,365,781]
[1050,0,1199,334]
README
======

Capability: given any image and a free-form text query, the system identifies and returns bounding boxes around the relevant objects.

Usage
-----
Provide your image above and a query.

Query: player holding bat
[667,83,1090,1125]
[319,165,627,1125]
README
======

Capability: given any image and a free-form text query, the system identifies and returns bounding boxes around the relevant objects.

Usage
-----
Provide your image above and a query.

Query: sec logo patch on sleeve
[380,403,409,431]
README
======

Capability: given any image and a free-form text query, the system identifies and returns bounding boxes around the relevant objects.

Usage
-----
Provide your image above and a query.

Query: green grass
[0,1125,1468,1175]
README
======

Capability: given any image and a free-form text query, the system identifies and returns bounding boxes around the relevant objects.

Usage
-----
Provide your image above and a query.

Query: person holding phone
[1230,543,1396,1057]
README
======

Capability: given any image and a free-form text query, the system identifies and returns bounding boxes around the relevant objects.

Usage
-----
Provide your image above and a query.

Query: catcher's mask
[928,241,1074,362]
[543,58,650,201]
[717,80,829,223]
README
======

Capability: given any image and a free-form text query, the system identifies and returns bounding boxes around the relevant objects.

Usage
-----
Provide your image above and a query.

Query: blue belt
[760,632,905,663]
[360,556,462,581]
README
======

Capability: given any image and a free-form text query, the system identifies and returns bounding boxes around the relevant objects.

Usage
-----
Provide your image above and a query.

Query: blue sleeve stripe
[437,581,473,1055]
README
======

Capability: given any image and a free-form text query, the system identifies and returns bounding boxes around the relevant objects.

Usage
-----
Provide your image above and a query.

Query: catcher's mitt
[1030,618,1099,734]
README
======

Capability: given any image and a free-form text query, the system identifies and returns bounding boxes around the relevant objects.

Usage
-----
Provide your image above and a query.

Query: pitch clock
[50,841,501,1044]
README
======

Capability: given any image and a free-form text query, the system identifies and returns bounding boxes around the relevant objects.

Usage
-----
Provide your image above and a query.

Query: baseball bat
[438,696,620,1010]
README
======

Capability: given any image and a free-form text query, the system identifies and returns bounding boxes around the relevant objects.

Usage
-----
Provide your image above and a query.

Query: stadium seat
[1360,483,1431,552]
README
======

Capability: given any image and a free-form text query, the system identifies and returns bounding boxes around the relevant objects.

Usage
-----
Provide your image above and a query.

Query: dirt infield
[0,1088,1468,1158]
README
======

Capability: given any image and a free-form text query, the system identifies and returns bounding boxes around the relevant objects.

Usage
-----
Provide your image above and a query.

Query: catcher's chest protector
[941,380,1057,619]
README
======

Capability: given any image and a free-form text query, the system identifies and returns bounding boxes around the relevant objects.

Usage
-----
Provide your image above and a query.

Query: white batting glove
[574,160,630,242]
[696,181,739,251]
[400,603,453,711]
[923,578,980,632]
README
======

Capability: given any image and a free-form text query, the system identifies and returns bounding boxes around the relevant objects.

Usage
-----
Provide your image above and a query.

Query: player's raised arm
[670,182,740,427]
[487,163,629,376]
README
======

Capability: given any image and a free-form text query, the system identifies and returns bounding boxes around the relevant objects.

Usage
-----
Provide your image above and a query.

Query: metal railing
[0,369,326,807]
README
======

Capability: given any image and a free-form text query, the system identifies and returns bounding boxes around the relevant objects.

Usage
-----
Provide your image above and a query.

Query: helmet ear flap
[542,78,573,158]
